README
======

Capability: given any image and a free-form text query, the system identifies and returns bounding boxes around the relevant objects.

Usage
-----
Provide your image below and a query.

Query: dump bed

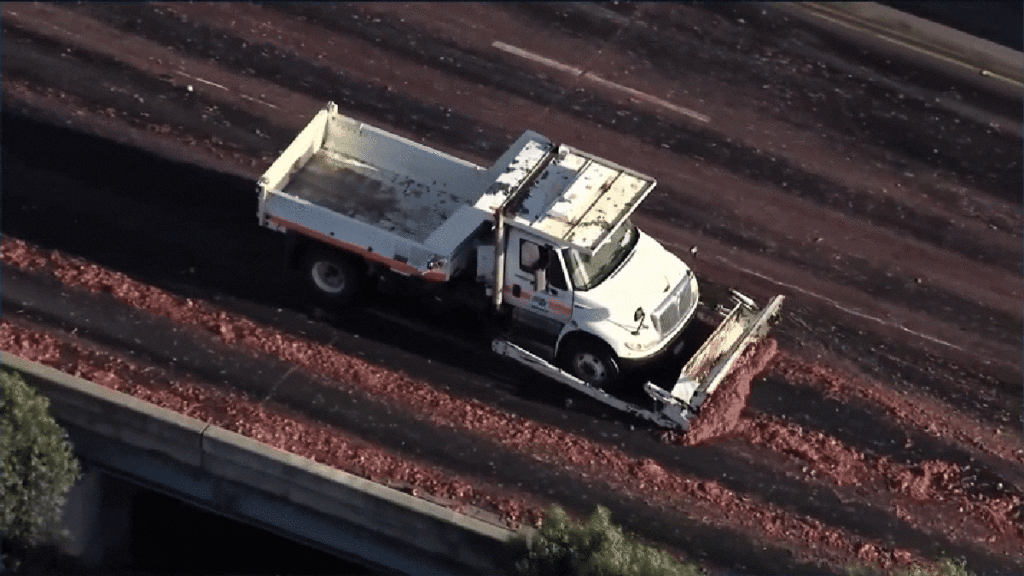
[258,102,657,277]
[258,103,541,278]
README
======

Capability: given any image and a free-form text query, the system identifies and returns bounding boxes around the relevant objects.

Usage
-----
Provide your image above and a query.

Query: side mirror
[632,307,645,334]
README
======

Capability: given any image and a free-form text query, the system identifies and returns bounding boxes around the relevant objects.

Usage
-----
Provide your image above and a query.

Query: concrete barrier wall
[3,354,519,575]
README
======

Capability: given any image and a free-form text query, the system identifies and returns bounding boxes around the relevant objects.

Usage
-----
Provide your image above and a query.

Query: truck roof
[476,137,657,255]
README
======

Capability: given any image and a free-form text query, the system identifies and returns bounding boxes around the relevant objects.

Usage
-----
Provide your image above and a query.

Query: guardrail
[2,353,518,576]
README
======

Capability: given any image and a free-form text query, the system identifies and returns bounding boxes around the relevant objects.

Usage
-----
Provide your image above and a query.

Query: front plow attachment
[493,292,784,432]
[645,292,784,430]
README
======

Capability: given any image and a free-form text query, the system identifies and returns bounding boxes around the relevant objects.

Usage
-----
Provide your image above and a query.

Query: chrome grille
[654,299,682,337]
[653,273,691,337]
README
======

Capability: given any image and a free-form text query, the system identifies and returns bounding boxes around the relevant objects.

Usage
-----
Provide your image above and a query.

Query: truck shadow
[1,110,641,423]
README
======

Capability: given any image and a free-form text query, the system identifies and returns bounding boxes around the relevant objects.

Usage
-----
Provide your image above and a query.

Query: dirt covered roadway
[2,3,1022,575]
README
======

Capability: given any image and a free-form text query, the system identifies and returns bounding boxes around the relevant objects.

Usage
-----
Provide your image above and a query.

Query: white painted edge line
[795,3,1023,89]
[492,41,710,123]
[707,254,968,353]
[239,93,280,110]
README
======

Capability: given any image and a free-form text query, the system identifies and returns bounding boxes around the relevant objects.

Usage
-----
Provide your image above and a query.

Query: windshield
[566,220,638,291]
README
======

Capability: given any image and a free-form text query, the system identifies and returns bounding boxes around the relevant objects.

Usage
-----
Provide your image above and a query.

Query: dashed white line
[708,254,968,353]
[582,72,710,123]
[176,71,228,91]
[492,41,710,123]
[175,71,279,109]
[493,41,583,76]
[493,40,978,356]
[239,93,279,109]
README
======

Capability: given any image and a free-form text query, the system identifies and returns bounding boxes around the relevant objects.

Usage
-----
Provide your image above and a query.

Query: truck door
[504,231,574,356]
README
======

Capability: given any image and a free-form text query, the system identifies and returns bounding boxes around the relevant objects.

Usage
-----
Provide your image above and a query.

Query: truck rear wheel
[302,247,365,305]
[561,337,620,391]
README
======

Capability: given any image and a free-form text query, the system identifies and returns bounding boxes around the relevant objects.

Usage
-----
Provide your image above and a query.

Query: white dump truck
[258,102,783,431]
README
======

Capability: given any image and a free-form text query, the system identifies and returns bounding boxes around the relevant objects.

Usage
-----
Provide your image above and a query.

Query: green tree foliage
[504,505,703,576]
[0,369,81,546]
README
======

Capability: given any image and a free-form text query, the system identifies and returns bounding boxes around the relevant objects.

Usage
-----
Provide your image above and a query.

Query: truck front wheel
[302,248,365,305]
[561,337,621,391]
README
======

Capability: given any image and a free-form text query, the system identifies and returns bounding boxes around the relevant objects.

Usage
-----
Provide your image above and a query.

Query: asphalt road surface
[2,3,1021,575]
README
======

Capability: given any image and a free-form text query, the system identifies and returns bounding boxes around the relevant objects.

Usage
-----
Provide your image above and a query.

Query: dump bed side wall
[262,194,433,273]
[322,113,486,204]
[258,104,495,277]
[258,107,330,223]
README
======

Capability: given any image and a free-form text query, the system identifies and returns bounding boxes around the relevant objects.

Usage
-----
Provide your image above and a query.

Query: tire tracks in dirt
[516,3,1023,206]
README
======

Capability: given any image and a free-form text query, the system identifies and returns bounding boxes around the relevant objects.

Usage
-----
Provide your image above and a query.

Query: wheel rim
[311,261,346,294]
[573,352,610,385]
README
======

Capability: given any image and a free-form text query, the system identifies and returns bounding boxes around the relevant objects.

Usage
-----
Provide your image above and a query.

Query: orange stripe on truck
[549,302,572,315]
[271,216,448,282]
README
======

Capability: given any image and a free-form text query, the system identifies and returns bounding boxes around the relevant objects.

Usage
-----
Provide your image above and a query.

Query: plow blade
[491,339,690,430]
[492,293,783,432]
[646,293,784,426]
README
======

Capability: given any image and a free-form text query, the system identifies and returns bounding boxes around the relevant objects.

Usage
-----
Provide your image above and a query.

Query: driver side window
[521,240,569,291]
[520,240,548,272]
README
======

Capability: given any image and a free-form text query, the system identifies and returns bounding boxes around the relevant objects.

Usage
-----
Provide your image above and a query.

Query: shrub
[504,504,703,576]
[0,369,81,549]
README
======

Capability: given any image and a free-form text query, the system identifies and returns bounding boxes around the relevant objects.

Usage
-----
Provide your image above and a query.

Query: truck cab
[475,137,699,389]
[259,103,782,428]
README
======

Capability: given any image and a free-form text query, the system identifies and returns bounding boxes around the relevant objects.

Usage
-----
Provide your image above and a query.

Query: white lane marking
[6,10,282,113]
[176,71,228,91]
[582,72,710,123]
[803,5,1024,91]
[492,41,710,123]
[175,71,279,109]
[239,93,279,109]
[705,254,968,353]
[493,41,583,76]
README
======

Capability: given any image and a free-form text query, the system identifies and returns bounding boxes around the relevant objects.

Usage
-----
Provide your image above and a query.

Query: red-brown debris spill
[0,318,545,528]
[770,349,1024,465]
[737,416,1023,540]
[740,415,873,487]
[675,337,778,446]
[4,236,1023,572]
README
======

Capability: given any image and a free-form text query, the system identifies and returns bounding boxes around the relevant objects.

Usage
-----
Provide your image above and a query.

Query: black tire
[560,336,621,391]
[301,247,366,305]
